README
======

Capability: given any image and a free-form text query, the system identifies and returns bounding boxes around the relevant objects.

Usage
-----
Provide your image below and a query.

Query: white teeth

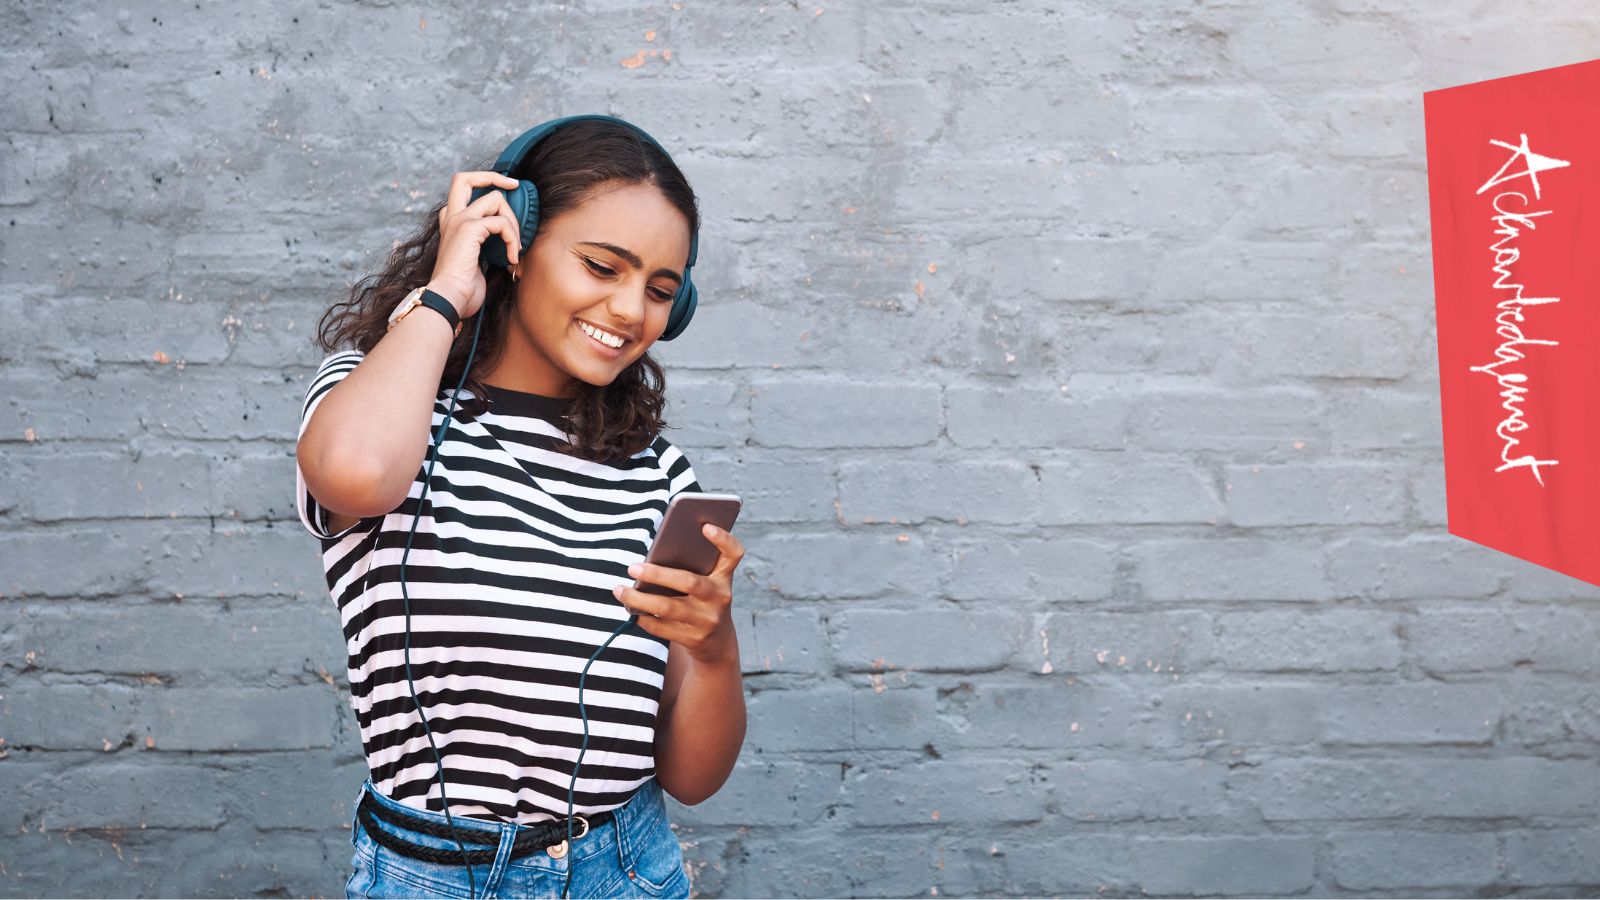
[578,321,625,348]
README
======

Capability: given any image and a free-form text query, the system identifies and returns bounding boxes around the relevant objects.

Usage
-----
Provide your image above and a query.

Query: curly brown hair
[312,119,700,464]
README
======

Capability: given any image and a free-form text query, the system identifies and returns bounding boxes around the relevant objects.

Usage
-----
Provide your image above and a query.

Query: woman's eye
[587,258,673,301]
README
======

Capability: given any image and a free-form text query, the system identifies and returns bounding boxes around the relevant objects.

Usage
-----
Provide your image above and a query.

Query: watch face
[394,289,423,314]
[388,291,422,327]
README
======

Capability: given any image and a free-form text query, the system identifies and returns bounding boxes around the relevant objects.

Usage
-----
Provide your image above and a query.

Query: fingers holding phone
[613,502,746,665]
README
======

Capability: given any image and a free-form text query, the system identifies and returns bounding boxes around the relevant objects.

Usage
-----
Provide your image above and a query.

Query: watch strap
[418,288,462,332]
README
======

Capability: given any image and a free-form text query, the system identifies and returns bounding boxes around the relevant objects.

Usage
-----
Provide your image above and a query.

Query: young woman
[294,117,746,899]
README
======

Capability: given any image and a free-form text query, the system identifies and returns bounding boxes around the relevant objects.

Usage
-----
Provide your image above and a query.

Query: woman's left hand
[613,523,745,667]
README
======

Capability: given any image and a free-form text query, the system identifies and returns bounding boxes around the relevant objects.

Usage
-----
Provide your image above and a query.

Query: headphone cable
[396,294,632,899]
[562,620,634,899]
[398,299,488,898]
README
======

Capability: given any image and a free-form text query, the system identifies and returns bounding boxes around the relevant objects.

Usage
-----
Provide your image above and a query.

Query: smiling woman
[485,180,692,397]
[292,117,746,899]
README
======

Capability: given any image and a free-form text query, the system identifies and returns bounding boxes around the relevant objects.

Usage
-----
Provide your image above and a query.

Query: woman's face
[493,180,692,398]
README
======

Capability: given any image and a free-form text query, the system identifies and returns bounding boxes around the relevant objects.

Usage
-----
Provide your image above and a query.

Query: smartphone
[632,492,743,598]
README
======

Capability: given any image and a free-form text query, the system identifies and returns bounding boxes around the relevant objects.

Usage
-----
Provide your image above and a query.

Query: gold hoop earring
[511,268,519,283]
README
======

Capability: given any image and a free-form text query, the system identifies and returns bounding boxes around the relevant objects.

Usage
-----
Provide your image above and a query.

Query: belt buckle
[545,815,590,859]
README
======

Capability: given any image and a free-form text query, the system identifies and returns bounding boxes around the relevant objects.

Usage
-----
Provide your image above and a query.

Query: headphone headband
[491,114,698,268]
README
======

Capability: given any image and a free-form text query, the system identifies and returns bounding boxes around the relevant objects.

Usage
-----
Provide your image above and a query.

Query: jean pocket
[345,840,380,900]
[344,865,367,900]
[620,811,689,896]
[631,863,689,899]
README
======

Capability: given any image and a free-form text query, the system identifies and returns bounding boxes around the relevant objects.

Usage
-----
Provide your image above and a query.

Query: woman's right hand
[426,170,524,319]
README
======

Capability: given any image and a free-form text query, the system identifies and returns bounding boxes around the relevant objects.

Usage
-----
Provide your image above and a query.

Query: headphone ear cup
[472,179,540,271]
[661,276,696,341]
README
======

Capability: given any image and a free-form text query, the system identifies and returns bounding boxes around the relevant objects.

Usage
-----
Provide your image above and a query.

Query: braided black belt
[357,790,617,866]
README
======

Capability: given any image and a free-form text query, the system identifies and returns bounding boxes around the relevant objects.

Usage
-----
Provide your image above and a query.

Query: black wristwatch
[387,286,463,337]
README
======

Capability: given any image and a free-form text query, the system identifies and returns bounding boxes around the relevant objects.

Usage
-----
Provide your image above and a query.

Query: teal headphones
[468,113,700,340]
[395,114,698,900]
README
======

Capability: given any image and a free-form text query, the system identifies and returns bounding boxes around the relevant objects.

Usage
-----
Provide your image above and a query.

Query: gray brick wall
[4,1,1599,896]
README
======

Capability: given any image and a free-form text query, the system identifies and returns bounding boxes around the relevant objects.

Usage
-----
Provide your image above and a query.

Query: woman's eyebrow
[577,241,683,286]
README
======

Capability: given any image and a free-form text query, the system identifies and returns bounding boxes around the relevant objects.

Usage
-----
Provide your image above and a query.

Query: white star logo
[1476,133,1571,200]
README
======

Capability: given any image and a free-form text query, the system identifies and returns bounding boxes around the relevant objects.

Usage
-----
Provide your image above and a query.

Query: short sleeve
[655,437,702,500]
[296,350,375,540]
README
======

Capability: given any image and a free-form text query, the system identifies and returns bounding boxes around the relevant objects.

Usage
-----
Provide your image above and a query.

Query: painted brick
[1040,457,1222,525]
[1133,538,1330,601]
[1223,461,1408,526]
[1040,610,1217,676]
[831,608,1026,673]
[1213,608,1402,672]
[839,458,1037,525]
[749,379,941,448]
[1328,831,1499,890]
[844,759,1049,826]
[947,536,1117,603]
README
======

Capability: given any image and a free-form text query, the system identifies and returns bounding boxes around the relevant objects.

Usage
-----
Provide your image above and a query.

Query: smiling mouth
[576,319,628,354]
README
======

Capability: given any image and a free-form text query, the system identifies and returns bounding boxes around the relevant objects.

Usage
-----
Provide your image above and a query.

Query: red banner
[1425,58,1600,587]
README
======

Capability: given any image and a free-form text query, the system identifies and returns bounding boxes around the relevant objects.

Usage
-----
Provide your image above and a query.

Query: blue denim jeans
[344,776,691,899]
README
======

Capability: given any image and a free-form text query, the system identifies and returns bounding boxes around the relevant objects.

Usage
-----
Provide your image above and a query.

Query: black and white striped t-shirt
[295,349,701,825]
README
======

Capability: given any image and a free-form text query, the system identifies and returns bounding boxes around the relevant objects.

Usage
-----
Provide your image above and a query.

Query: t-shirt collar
[478,383,573,419]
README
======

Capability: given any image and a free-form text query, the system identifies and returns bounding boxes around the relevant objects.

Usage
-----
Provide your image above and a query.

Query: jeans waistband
[358,781,620,867]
